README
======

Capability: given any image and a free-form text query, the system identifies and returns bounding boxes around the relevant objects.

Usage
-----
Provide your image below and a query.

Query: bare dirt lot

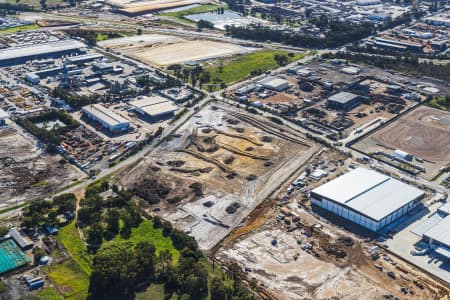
[119,103,318,250]
[354,106,450,179]
[217,206,449,300]
[98,34,253,66]
[0,121,84,209]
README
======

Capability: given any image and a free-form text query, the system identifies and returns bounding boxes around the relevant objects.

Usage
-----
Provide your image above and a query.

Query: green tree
[86,223,103,245]
[105,209,120,234]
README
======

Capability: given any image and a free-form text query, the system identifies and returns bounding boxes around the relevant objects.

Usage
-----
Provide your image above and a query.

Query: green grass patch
[135,283,165,300]
[204,50,306,89]
[56,222,92,275]
[36,287,63,300]
[427,96,450,112]
[44,260,89,300]
[31,180,49,188]
[161,4,222,18]
[0,24,39,35]
[0,280,5,293]
[104,220,180,263]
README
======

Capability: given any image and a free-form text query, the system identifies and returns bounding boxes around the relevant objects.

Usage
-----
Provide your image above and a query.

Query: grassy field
[159,4,224,27]
[36,287,64,300]
[428,97,450,112]
[103,220,180,262]
[51,220,180,300]
[44,260,90,300]
[203,49,306,88]
[161,4,222,18]
[56,222,93,275]
[0,24,39,35]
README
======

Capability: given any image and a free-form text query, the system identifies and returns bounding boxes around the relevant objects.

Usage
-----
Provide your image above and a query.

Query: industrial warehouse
[0,40,86,66]
[327,91,370,111]
[310,167,425,232]
[412,202,450,260]
[82,104,131,133]
[129,95,178,120]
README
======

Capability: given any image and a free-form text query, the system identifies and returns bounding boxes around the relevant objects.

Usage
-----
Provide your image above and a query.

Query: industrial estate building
[0,40,86,66]
[129,96,178,120]
[257,76,290,91]
[82,104,130,133]
[311,168,424,232]
[327,91,369,110]
[412,202,450,260]
[0,108,9,126]
[7,228,33,250]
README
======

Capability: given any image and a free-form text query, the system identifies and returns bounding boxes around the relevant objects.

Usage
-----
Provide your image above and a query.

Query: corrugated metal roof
[438,202,450,215]
[130,96,169,108]
[258,76,289,89]
[312,168,424,221]
[424,215,450,247]
[0,40,85,62]
[8,228,33,249]
[140,102,178,117]
[0,108,9,119]
[82,104,129,128]
[328,92,360,104]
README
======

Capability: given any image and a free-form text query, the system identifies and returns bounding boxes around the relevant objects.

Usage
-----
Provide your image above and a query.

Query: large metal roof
[82,104,129,128]
[328,91,360,104]
[0,108,9,120]
[0,40,86,62]
[312,168,424,221]
[130,96,178,117]
[424,215,450,247]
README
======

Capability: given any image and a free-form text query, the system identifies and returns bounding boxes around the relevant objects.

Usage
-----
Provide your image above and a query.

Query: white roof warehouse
[311,167,424,232]
[0,40,86,66]
[82,104,130,133]
[129,96,178,119]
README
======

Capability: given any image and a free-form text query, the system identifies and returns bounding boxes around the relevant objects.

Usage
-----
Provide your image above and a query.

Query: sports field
[0,239,31,274]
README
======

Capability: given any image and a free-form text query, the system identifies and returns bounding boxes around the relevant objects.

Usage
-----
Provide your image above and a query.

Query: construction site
[353,105,450,180]
[119,103,318,250]
[216,214,450,300]
[98,34,255,67]
[0,121,84,209]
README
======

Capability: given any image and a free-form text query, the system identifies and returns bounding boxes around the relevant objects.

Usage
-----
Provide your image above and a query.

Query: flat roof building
[82,104,130,133]
[258,76,290,91]
[0,108,8,126]
[311,168,424,232]
[130,96,178,120]
[412,202,450,260]
[66,53,103,65]
[8,228,33,250]
[0,40,86,66]
[327,91,369,111]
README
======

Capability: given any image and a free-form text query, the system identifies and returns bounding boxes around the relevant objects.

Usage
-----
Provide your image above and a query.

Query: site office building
[310,168,424,232]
